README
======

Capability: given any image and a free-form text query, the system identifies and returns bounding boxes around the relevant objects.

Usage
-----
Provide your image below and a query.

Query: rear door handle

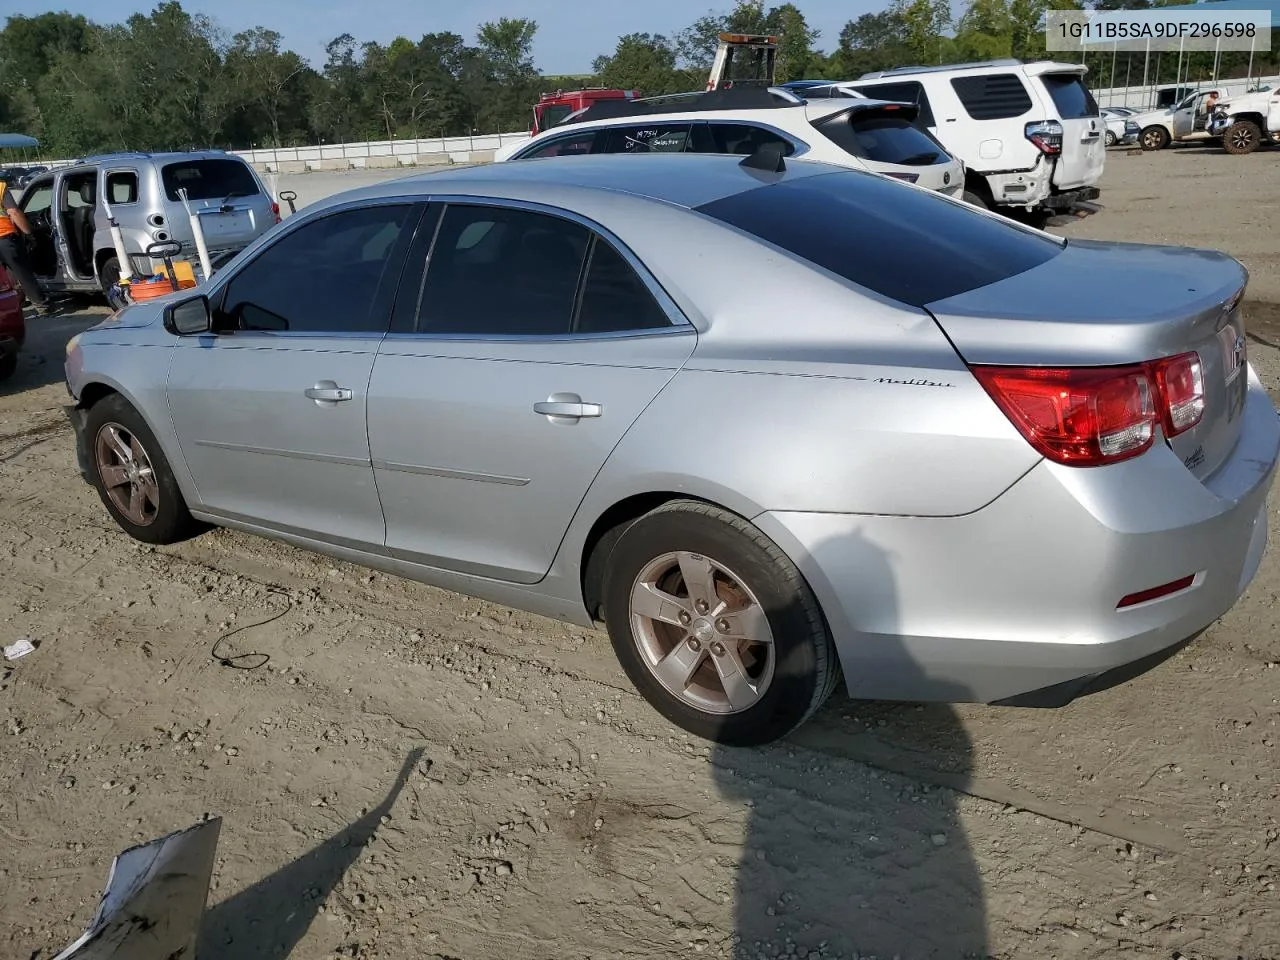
[305,380,353,404]
[534,393,602,421]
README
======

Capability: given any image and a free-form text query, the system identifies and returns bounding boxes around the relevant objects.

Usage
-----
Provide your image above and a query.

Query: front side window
[220,204,415,334]
[520,131,602,160]
[18,179,53,216]
[161,159,260,202]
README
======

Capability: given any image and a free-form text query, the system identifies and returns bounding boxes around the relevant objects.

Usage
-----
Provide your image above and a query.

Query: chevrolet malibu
[63,153,1279,746]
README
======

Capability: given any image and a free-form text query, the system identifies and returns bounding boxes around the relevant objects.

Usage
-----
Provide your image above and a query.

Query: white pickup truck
[1207,87,1280,154]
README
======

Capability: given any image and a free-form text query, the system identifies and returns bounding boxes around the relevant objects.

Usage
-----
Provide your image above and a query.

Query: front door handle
[534,393,602,422]
[305,380,353,405]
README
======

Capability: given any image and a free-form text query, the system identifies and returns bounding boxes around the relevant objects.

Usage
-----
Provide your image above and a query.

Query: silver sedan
[63,153,1280,746]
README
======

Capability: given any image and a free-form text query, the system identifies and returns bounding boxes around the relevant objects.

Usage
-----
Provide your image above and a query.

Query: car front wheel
[86,393,199,544]
[1141,126,1170,150]
[601,500,840,746]
[1105,130,1117,147]
[1222,120,1262,155]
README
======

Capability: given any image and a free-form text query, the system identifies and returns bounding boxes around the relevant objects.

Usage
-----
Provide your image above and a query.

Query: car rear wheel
[1105,130,1117,147]
[1222,120,1262,155]
[98,256,121,298]
[1140,126,1170,151]
[601,500,840,746]
[961,190,988,209]
[86,394,198,545]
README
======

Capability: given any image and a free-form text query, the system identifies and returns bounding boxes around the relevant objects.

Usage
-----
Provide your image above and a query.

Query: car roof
[63,150,246,170]
[312,152,849,213]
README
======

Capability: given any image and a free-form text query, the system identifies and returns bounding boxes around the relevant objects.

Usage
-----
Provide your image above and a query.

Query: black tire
[0,351,15,381]
[1105,130,1117,147]
[1222,120,1261,156]
[98,255,121,299]
[961,190,988,209]
[600,499,840,746]
[85,393,199,544]
[1140,125,1170,151]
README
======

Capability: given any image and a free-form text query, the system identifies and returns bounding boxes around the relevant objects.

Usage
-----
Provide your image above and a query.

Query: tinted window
[19,180,53,216]
[418,204,589,336]
[851,81,935,127]
[539,104,575,129]
[221,204,415,334]
[1041,73,1099,119]
[161,159,260,202]
[522,131,601,159]
[575,239,672,334]
[815,112,948,166]
[704,123,796,157]
[950,74,1033,120]
[107,172,138,204]
[602,122,693,154]
[694,171,1062,308]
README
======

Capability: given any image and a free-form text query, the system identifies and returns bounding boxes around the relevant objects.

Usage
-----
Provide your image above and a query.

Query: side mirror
[164,295,213,336]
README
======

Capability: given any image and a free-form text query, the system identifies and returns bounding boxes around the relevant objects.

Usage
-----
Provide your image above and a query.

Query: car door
[366,199,697,584]
[15,175,61,280]
[165,199,426,549]
[1171,94,1198,137]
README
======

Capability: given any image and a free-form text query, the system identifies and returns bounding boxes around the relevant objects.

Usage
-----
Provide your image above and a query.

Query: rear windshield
[815,112,948,166]
[161,159,260,202]
[693,171,1063,308]
[1040,73,1099,120]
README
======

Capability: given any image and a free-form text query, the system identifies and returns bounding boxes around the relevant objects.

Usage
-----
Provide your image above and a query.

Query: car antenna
[739,141,786,173]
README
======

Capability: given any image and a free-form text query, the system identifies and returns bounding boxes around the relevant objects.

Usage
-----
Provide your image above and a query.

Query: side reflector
[1117,574,1196,609]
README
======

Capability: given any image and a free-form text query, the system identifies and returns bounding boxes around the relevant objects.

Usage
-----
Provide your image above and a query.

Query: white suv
[495,87,966,198]
[827,59,1106,218]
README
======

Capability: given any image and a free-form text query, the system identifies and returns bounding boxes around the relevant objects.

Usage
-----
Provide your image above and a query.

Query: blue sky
[7,1,883,75]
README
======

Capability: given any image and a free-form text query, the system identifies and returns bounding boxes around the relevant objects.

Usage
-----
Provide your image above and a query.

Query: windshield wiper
[898,151,940,165]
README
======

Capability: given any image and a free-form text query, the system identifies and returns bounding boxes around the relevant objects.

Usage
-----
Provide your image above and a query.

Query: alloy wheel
[628,551,775,715]
[95,422,160,526]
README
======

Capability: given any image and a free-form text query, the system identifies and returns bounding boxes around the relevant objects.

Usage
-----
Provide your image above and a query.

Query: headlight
[65,333,81,357]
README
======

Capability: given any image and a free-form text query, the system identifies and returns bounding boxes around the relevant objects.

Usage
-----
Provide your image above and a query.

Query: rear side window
[1040,73,1099,119]
[814,112,949,166]
[521,130,601,159]
[161,159,259,202]
[576,239,672,333]
[701,123,797,157]
[601,123,693,154]
[950,73,1033,121]
[107,172,138,204]
[850,81,935,127]
[693,171,1062,308]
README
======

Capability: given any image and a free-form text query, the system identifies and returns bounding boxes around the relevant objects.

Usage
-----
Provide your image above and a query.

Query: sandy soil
[2,146,1280,960]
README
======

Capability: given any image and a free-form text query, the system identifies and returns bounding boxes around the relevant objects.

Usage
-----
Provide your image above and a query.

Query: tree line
[1,0,1275,157]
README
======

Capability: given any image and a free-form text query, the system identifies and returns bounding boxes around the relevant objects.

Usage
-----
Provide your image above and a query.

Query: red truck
[532,88,640,135]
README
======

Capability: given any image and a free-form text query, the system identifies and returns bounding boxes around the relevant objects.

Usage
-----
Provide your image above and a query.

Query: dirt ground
[3,146,1280,960]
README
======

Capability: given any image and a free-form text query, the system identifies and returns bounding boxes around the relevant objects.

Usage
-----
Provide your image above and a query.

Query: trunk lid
[1031,68,1106,190]
[160,158,272,252]
[927,239,1250,481]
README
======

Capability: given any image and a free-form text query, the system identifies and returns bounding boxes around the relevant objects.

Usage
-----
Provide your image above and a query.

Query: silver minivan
[15,150,279,297]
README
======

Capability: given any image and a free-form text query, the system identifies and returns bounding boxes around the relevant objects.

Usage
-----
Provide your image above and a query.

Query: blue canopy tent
[1073,0,1280,106]
[0,134,39,149]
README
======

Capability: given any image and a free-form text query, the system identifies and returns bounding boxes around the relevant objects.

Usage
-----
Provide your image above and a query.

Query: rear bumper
[755,364,1280,707]
[1043,185,1102,211]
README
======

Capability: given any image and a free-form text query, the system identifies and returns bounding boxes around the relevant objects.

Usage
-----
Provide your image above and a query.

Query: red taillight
[972,351,1204,468]
[1024,120,1064,156]
[272,201,281,224]
[1150,352,1205,437]
[883,171,920,183]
